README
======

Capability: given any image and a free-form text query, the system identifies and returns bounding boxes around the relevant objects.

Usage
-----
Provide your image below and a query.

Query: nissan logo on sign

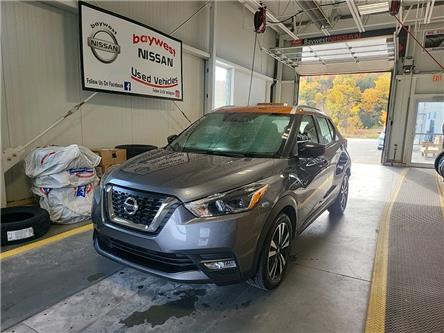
[87,26,120,64]
[123,197,139,215]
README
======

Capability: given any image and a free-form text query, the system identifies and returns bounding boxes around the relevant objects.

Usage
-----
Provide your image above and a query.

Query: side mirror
[297,142,325,158]
[167,134,178,144]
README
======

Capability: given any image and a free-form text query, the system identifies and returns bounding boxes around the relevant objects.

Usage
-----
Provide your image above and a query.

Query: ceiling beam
[346,0,365,32]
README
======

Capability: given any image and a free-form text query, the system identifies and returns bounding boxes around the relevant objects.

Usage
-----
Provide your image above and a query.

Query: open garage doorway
[298,72,391,164]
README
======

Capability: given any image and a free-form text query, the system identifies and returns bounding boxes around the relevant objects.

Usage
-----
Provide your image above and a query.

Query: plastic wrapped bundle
[25,145,100,178]
[32,181,98,224]
[25,145,101,224]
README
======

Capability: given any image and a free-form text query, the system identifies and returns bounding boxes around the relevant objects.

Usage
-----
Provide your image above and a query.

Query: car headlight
[184,183,269,218]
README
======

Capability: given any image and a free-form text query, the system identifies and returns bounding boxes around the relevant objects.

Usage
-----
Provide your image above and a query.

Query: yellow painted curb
[365,168,408,333]
[1,223,93,261]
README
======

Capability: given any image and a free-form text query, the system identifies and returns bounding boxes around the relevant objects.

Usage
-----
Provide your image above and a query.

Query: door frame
[404,94,444,168]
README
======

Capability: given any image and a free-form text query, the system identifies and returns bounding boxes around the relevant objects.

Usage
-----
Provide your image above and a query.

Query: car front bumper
[92,199,269,285]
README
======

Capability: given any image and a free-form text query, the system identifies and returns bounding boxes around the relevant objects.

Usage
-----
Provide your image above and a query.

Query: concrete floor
[345,138,382,165]
[2,163,404,333]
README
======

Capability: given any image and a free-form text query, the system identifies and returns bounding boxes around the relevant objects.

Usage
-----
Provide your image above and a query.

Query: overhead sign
[79,2,183,100]
[424,30,444,52]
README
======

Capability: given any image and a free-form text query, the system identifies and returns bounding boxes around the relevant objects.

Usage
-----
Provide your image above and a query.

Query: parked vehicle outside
[377,129,385,150]
[92,104,351,290]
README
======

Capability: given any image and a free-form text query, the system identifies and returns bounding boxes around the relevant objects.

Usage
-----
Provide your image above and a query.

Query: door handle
[306,157,328,167]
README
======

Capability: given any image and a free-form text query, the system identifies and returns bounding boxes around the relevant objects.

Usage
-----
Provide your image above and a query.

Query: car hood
[107,148,279,202]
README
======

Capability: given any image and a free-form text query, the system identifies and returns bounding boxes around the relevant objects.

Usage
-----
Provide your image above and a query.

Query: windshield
[169,112,292,158]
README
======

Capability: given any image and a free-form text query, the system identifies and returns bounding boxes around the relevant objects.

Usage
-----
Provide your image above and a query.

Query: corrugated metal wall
[1,1,277,201]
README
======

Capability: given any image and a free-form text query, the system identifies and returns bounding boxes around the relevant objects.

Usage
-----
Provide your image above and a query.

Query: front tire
[247,213,292,290]
[328,174,349,216]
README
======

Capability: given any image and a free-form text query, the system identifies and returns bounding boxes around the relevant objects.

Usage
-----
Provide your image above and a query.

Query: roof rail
[296,104,325,114]
[256,103,289,106]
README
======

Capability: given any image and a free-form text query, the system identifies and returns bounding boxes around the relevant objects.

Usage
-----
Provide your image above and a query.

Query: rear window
[317,117,333,145]
[327,119,338,141]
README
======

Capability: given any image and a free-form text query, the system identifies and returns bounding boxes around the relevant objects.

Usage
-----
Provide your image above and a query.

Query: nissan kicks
[92,104,351,290]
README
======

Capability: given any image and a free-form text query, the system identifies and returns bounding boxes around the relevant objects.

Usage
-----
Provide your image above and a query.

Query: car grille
[98,235,197,273]
[107,185,178,233]
[111,187,166,224]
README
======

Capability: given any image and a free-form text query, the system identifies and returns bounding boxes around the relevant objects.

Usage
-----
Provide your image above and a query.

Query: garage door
[263,29,398,75]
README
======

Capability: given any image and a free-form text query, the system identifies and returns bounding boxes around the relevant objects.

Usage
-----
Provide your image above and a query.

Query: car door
[287,115,329,226]
[314,116,341,207]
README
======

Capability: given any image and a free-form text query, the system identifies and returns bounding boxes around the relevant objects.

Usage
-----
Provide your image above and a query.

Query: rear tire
[247,213,293,290]
[328,174,349,216]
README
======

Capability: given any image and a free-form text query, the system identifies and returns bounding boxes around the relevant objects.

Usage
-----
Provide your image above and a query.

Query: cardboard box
[93,148,127,168]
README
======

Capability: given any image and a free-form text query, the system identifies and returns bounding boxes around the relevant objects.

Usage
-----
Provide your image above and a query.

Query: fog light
[202,259,237,270]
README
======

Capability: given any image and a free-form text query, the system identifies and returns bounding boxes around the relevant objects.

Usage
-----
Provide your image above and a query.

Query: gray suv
[92,104,351,290]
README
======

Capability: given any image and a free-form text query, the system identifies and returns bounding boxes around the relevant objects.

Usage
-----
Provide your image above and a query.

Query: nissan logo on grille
[123,197,139,215]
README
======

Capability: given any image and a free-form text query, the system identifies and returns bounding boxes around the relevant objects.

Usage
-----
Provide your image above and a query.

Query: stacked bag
[25,145,101,224]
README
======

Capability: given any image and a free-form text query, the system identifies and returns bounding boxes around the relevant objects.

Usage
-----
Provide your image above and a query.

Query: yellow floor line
[365,168,408,333]
[435,173,444,219]
[1,223,93,261]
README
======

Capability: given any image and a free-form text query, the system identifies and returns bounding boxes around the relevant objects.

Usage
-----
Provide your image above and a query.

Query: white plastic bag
[25,145,101,178]
[33,181,97,224]
[33,168,98,188]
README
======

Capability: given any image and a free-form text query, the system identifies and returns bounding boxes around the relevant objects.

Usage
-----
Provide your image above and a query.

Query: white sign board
[80,2,183,100]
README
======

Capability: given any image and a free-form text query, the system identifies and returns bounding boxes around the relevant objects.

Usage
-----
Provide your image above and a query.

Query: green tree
[360,73,390,128]
[298,72,391,137]
[324,75,362,134]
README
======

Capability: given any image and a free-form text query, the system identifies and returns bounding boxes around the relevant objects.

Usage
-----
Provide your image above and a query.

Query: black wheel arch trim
[246,194,298,279]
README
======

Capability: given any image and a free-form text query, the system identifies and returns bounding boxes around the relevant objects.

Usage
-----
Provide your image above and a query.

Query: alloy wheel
[268,222,291,282]
[340,175,349,210]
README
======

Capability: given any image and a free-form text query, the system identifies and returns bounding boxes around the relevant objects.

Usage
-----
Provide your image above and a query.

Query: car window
[327,119,338,141]
[297,115,319,143]
[317,117,333,145]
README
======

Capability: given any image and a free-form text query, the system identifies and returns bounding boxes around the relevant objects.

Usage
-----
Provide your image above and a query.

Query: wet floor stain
[120,288,207,328]
[87,272,106,282]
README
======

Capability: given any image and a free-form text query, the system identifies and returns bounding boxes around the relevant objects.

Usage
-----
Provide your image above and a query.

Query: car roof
[214,103,326,116]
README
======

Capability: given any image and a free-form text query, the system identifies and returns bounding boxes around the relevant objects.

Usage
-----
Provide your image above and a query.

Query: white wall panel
[281,82,296,106]
[216,1,276,78]
[232,70,268,105]
[98,1,209,52]
[385,19,444,165]
[1,1,83,148]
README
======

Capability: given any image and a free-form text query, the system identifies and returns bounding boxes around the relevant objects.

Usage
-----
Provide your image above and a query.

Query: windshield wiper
[180,148,273,158]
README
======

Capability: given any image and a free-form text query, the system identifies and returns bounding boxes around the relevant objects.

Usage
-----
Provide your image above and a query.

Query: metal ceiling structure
[239,0,443,75]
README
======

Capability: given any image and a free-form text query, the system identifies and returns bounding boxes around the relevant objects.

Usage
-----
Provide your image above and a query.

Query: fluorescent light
[358,2,389,15]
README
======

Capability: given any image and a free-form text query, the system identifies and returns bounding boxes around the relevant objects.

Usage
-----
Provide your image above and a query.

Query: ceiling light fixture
[357,2,389,15]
